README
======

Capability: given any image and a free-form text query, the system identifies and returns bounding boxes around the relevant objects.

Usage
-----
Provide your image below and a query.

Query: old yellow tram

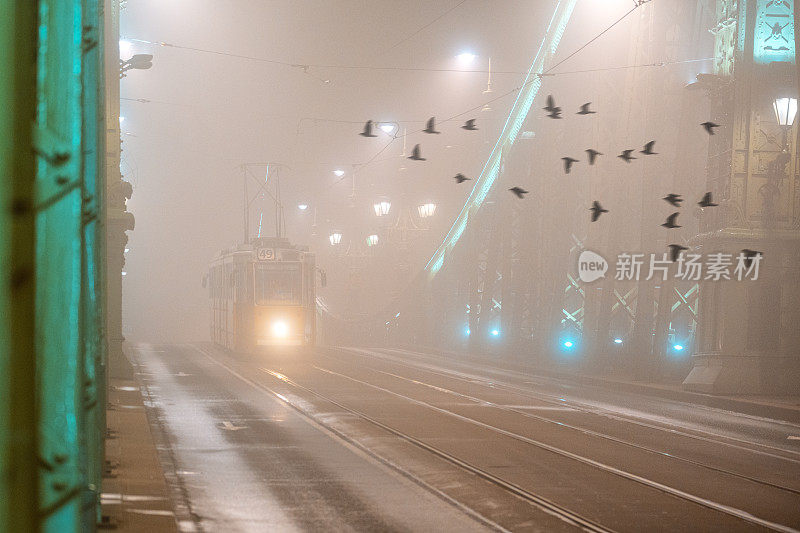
[208,237,316,350]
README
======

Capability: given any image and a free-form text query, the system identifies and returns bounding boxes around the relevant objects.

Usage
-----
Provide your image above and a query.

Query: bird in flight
[663,194,683,207]
[618,149,636,163]
[453,173,470,183]
[668,244,689,262]
[562,157,579,174]
[741,249,762,268]
[701,121,719,135]
[585,149,602,165]
[359,120,378,137]
[590,201,608,222]
[509,187,529,199]
[408,144,426,161]
[423,117,440,134]
[640,140,657,155]
[461,119,478,131]
[544,95,562,119]
[577,103,596,115]
[661,212,681,228]
[698,192,718,207]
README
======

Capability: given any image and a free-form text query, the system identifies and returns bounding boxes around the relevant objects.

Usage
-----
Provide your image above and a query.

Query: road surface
[131,343,800,532]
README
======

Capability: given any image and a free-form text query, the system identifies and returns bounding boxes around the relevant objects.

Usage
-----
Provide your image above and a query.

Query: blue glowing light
[613,338,623,344]
[563,341,574,348]
[673,344,684,351]
[491,329,500,337]
[465,327,471,336]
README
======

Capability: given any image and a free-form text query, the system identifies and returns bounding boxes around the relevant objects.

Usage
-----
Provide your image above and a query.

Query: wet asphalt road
[132,343,800,533]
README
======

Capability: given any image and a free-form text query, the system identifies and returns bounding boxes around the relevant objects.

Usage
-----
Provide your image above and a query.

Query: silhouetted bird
[453,173,470,183]
[640,140,657,155]
[543,94,560,113]
[577,103,596,115]
[701,121,719,135]
[668,244,689,262]
[544,95,562,119]
[618,149,636,163]
[741,249,762,268]
[661,212,681,228]
[359,120,378,137]
[423,117,440,134]
[585,149,602,165]
[408,144,426,161]
[562,157,579,174]
[698,192,718,207]
[509,187,529,199]
[663,194,683,207]
[461,119,478,131]
[590,201,608,222]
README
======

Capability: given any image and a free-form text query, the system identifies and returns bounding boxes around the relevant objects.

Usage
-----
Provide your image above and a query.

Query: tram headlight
[271,320,290,338]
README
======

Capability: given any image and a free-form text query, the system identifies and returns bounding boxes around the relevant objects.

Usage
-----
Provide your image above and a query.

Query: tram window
[255,263,301,305]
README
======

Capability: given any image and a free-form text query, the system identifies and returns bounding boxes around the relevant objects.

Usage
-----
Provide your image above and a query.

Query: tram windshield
[255,263,301,305]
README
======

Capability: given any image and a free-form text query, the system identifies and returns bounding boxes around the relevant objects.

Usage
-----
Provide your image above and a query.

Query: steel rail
[308,360,800,533]
[192,344,613,533]
[317,348,800,496]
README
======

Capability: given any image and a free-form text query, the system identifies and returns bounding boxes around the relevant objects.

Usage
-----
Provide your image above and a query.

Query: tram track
[194,343,800,532]
[191,344,607,533]
[314,348,800,496]
[302,361,799,533]
[342,346,800,463]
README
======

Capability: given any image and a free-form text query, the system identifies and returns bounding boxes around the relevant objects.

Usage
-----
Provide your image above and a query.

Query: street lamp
[773,97,797,127]
[329,232,342,245]
[298,203,309,211]
[417,202,437,218]
[373,200,391,217]
[366,234,379,247]
[457,52,477,64]
[378,122,397,135]
[333,169,345,178]
[119,39,133,60]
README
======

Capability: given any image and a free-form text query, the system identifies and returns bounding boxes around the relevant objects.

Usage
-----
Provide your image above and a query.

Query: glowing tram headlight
[272,320,290,338]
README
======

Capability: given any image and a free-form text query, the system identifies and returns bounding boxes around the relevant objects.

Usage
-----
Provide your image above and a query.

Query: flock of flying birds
[356,96,760,264]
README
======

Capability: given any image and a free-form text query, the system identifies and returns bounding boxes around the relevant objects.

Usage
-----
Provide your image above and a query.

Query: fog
[120,0,715,355]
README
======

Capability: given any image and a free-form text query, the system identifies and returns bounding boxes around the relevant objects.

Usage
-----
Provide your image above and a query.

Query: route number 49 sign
[257,248,275,261]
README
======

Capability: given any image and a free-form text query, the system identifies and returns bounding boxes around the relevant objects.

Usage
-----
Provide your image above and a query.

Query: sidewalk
[389,344,800,425]
[101,351,177,532]
[552,370,800,424]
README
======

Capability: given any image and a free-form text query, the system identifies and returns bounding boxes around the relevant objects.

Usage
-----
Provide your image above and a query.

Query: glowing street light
[329,232,342,245]
[333,169,345,177]
[457,51,477,63]
[379,123,397,135]
[119,39,133,60]
[298,203,309,211]
[373,200,391,217]
[417,202,437,218]
[773,97,797,126]
[366,234,379,247]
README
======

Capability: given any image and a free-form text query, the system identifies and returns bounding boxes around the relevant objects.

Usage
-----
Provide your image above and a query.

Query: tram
[208,237,316,350]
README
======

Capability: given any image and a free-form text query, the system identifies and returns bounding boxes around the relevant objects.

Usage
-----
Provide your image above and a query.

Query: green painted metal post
[1,2,39,532]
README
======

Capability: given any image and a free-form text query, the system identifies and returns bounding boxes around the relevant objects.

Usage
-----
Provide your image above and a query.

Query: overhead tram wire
[541,1,651,76]
[376,0,469,57]
[126,37,522,75]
